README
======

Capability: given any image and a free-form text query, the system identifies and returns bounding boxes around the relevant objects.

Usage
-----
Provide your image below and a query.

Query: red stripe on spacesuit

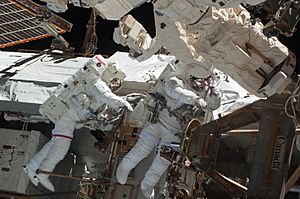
[95,55,106,66]
[52,134,73,140]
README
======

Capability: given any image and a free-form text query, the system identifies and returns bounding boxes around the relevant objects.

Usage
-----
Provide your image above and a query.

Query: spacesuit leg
[36,110,77,192]
[140,153,171,199]
[37,136,72,192]
[140,129,180,199]
[23,141,53,186]
[116,129,159,185]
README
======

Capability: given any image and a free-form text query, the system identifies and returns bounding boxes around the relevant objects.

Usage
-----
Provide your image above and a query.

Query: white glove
[194,98,207,108]
[116,97,133,111]
[122,100,133,112]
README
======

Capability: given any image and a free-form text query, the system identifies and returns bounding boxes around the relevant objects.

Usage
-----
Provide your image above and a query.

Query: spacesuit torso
[40,56,104,121]
[147,75,220,136]
[40,55,130,130]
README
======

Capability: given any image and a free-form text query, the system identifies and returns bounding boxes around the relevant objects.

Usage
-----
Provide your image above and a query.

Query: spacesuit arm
[90,79,133,111]
[164,77,202,105]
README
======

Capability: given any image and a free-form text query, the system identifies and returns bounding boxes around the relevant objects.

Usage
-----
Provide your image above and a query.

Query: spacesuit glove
[194,98,207,109]
[121,99,133,112]
[113,95,133,111]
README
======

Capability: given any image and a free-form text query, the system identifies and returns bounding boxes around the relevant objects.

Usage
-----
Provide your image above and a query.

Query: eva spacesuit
[23,55,133,192]
[116,64,222,198]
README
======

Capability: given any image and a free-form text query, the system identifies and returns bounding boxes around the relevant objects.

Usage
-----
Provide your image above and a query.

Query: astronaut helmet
[101,61,126,92]
[186,64,213,92]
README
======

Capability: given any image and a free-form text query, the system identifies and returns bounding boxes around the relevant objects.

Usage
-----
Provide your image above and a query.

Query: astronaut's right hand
[194,98,207,109]
[122,100,134,112]
[115,96,133,111]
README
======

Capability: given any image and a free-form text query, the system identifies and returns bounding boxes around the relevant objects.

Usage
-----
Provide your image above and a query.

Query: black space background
[3,2,156,57]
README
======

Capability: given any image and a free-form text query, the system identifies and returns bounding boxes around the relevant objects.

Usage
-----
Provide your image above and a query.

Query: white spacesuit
[116,64,222,198]
[113,1,293,98]
[23,55,133,192]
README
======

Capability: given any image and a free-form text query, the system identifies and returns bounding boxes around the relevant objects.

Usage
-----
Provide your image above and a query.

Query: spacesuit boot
[141,182,155,199]
[37,137,71,192]
[140,154,171,199]
[116,163,130,185]
[116,138,155,184]
[23,141,53,186]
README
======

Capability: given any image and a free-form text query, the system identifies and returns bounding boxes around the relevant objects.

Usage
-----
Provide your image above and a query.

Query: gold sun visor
[0,0,72,49]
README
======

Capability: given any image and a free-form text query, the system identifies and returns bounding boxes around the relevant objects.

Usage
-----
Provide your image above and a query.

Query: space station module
[113,2,296,98]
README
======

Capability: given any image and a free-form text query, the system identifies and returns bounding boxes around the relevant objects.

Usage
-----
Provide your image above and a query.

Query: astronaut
[116,63,222,198]
[113,1,294,98]
[23,55,133,192]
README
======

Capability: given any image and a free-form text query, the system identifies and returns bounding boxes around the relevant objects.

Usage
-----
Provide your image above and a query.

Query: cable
[285,75,300,126]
